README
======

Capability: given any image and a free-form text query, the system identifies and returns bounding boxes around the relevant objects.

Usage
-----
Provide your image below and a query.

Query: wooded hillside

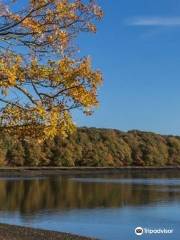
[0,128,180,167]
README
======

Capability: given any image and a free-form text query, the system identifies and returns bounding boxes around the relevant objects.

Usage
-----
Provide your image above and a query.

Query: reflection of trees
[0,172,180,217]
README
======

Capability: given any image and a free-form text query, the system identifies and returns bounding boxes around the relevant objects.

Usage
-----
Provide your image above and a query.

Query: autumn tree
[6,142,25,166]
[0,0,103,139]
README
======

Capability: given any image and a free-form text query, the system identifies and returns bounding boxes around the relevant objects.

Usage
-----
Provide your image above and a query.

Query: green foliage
[0,128,180,166]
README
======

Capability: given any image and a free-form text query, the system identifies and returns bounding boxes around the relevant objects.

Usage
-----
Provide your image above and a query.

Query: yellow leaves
[56,0,68,12]
[76,57,103,86]
[30,0,49,7]
[58,30,69,48]
[91,4,103,19]
[28,58,51,80]
[41,107,75,139]
[37,105,46,118]
[58,57,73,75]
[87,23,97,33]
[3,1,103,41]
[0,0,103,140]
[69,85,97,107]
[47,35,54,43]
[0,100,76,139]
[93,71,103,85]
[0,53,102,139]
[2,0,103,55]
[9,13,21,22]
[55,1,78,21]
[44,109,59,139]
[0,54,24,87]
[47,30,69,49]
[22,18,44,33]
[5,69,16,84]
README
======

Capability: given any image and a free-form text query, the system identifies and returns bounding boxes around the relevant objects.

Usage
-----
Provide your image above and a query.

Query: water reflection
[71,177,180,185]
[0,171,180,217]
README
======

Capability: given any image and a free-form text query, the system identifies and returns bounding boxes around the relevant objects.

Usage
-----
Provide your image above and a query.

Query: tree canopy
[0,0,103,139]
[0,128,180,167]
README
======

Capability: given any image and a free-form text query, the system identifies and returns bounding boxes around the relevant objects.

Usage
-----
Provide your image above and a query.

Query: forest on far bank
[0,127,180,167]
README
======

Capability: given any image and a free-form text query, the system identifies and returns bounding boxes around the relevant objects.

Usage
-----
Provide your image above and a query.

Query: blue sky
[73,0,180,135]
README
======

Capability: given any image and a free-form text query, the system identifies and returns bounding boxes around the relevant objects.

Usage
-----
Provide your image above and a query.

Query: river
[0,170,179,240]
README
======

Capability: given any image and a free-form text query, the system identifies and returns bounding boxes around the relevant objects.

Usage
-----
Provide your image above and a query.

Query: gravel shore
[0,224,96,240]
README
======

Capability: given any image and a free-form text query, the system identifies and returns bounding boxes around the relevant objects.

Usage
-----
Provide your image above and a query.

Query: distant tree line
[0,128,180,167]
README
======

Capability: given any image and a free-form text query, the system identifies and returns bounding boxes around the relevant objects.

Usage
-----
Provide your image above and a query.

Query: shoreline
[0,223,95,240]
[0,166,179,177]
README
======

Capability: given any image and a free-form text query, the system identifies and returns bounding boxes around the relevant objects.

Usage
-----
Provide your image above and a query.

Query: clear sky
[73,0,180,135]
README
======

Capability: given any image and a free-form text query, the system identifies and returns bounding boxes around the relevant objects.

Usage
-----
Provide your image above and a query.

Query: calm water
[0,170,180,240]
